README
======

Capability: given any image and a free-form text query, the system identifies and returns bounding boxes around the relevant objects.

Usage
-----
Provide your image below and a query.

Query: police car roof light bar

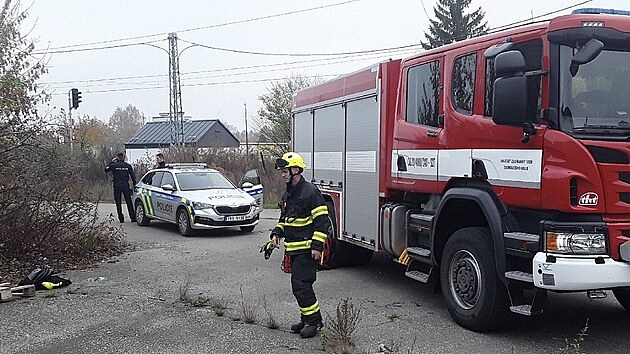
[166,163,208,169]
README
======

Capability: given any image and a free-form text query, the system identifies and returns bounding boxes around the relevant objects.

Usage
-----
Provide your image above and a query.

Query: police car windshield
[176,172,235,191]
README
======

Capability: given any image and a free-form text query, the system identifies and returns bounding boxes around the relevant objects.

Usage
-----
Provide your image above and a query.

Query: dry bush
[327,298,362,354]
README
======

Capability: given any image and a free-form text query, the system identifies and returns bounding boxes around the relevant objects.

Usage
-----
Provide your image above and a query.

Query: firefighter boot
[290,321,305,333]
[299,322,323,338]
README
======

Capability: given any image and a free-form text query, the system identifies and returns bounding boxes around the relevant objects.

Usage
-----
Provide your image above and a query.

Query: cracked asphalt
[1,204,629,354]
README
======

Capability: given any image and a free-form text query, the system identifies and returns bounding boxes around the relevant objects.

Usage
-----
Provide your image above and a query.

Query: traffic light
[70,88,82,109]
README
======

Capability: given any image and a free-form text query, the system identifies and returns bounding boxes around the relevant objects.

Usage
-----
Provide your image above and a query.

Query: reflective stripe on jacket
[272,178,330,255]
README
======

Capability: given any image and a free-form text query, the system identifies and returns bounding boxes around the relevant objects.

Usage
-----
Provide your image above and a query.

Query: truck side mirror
[492,50,528,127]
[570,38,604,76]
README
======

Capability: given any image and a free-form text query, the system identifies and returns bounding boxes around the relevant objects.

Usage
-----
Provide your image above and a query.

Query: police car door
[148,171,166,219]
[238,169,263,207]
[158,171,177,221]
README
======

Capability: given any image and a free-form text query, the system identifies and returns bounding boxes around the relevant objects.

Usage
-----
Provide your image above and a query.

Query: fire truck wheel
[135,201,150,226]
[440,227,509,331]
[612,287,630,312]
[177,208,193,237]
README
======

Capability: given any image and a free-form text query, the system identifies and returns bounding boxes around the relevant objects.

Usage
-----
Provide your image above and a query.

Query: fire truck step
[406,247,431,258]
[505,271,534,283]
[510,304,536,316]
[0,286,12,302]
[405,270,430,283]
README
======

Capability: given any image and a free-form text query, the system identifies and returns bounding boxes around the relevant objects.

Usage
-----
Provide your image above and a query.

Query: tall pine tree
[421,0,488,50]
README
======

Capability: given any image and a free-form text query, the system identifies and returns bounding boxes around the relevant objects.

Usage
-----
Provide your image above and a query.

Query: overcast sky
[24,0,625,132]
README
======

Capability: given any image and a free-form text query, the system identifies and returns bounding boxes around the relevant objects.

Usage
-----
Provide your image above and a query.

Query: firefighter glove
[260,240,276,260]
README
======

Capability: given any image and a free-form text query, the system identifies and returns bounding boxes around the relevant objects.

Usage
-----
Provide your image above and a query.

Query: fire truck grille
[215,205,251,215]
[620,172,630,184]
[586,146,629,164]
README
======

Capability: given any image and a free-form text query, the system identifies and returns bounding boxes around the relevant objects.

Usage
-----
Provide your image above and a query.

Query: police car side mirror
[240,182,254,189]
[161,184,176,191]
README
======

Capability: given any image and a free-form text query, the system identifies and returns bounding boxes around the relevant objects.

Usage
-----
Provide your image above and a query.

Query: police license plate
[225,215,247,222]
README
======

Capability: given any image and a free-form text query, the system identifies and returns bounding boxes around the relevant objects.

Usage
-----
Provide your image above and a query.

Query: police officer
[155,153,166,169]
[270,152,330,338]
[105,152,137,223]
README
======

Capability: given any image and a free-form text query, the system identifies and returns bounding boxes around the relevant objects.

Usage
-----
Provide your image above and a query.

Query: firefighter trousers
[290,253,322,325]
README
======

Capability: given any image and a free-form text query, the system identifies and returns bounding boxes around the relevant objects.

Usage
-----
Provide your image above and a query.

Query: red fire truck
[291,8,630,331]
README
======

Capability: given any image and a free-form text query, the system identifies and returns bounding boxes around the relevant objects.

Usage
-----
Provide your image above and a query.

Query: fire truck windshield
[559,46,630,138]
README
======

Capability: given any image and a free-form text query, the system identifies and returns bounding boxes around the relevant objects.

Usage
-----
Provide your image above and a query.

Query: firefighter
[105,152,137,223]
[270,151,330,338]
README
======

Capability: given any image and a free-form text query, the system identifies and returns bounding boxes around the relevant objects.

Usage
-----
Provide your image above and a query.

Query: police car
[132,163,263,236]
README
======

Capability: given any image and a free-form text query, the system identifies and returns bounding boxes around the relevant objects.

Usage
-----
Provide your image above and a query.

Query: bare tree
[108,104,145,143]
[254,74,322,157]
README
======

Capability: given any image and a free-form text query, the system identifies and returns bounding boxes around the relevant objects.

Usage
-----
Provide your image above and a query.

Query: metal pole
[244,103,249,155]
[68,90,73,151]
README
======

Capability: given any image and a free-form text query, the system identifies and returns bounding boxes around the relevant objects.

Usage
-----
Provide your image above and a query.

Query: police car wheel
[177,208,193,237]
[135,202,150,226]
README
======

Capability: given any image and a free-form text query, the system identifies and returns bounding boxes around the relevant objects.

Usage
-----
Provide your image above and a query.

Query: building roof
[125,119,240,149]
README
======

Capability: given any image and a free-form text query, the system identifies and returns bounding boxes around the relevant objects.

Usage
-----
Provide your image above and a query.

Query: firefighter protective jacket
[271,177,329,255]
[105,160,137,190]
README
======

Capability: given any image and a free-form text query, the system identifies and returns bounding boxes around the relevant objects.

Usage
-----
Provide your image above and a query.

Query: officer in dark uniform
[155,153,166,169]
[105,152,137,223]
[270,152,330,338]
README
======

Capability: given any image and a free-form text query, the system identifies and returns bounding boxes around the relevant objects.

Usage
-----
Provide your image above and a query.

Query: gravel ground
[2,204,629,354]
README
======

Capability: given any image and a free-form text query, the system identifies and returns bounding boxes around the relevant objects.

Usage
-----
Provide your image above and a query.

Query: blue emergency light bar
[572,8,630,16]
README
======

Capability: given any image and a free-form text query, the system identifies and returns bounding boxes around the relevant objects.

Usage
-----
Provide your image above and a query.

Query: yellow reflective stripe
[147,190,154,214]
[312,231,327,243]
[284,216,312,227]
[181,198,194,222]
[142,189,154,215]
[284,240,312,251]
[275,223,285,231]
[300,301,320,315]
[311,205,328,219]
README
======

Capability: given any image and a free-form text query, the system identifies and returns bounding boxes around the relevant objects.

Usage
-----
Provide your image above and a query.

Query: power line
[32,39,166,55]
[36,0,361,52]
[39,46,418,86]
[47,75,340,95]
[488,0,593,33]
[179,38,421,57]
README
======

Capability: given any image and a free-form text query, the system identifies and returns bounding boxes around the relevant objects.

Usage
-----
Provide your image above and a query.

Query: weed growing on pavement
[553,319,589,354]
[327,298,361,354]
[386,313,399,322]
[179,277,191,303]
[239,285,257,324]
[262,296,279,329]
[44,289,56,298]
[319,328,330,351]
[373,336,418,354]
[210,296,231,317]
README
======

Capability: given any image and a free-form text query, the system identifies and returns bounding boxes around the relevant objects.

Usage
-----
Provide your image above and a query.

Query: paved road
[2,204,629,354]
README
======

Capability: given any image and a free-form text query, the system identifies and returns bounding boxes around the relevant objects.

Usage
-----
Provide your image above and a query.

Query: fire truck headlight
[545,231,607,254]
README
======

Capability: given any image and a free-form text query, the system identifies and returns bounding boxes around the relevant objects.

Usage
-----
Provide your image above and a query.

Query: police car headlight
[545,231,606,254]
[193,202,213,210]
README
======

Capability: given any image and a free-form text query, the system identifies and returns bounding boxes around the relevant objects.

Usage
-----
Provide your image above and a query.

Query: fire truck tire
[135,201,150,226]
[323,201,373,268]
[177,208,193,237]
[612,287,630,312]
[440,227,509,331]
